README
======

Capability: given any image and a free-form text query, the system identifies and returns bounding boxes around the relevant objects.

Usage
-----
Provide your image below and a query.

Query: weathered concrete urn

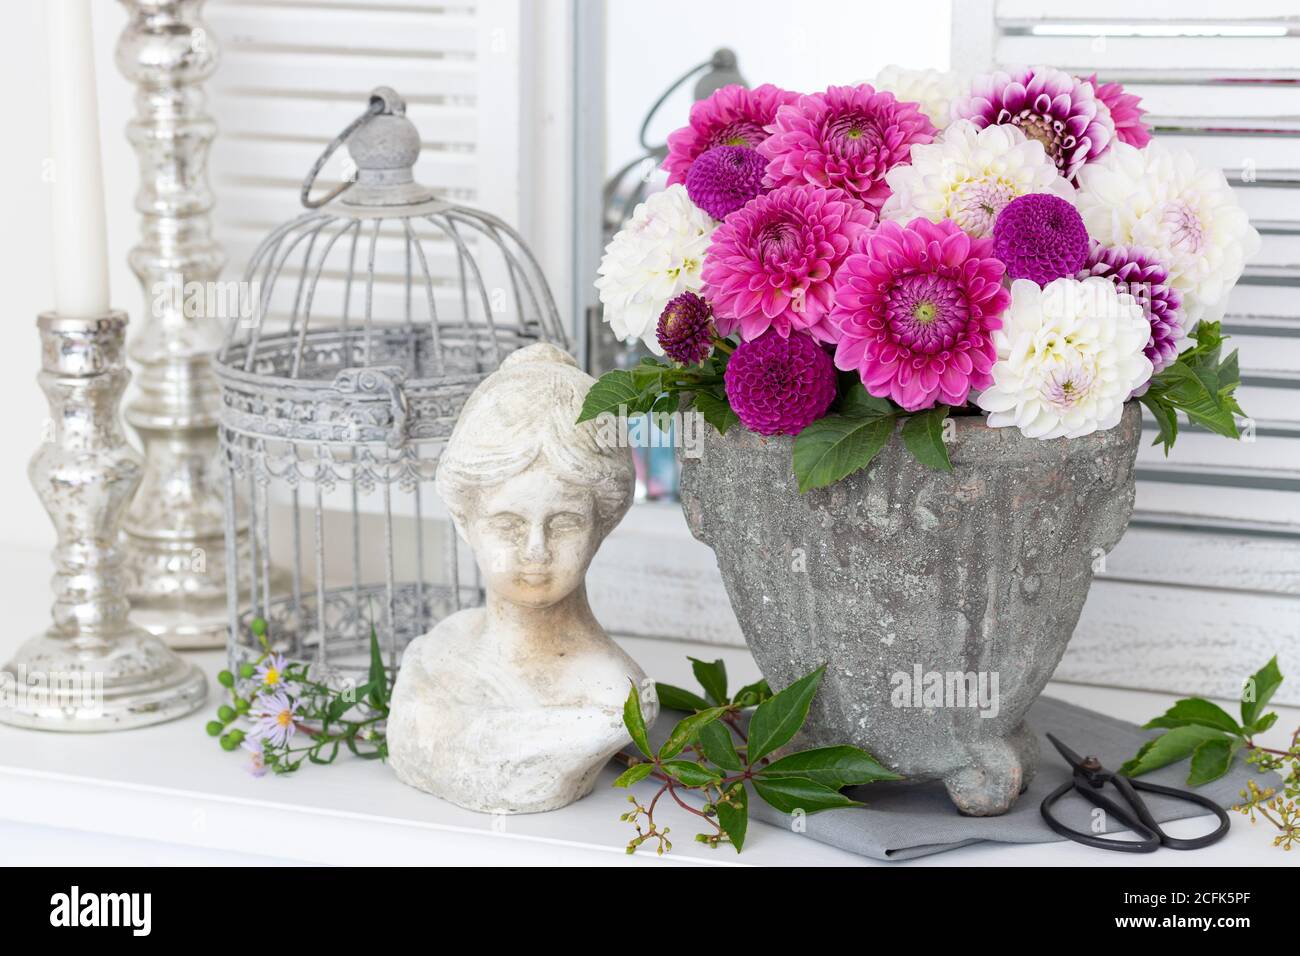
[680,403,1142,815]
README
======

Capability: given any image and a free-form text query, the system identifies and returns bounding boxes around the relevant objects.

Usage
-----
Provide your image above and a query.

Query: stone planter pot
[680,403,1142,815]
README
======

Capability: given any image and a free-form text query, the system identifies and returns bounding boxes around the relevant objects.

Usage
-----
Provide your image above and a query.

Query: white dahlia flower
[871,65,968,129]
[1075,141,1260,320]
[882,120,1076,237]
[977,277,1154,439]
[595,184,716,353]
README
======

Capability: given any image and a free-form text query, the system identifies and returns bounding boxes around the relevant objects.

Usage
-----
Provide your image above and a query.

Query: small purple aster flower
[723,329,837,436]
[685,145,766,220]
[993,194,1089,285]
[254,653,290,692]
[656,291,714,365]
[249,690,298,748]
[1078,242,1185,378]
[241,738,268,777]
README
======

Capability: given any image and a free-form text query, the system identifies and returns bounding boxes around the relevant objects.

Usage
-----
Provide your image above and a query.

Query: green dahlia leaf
[900,405,953,472]
[792,414,895,493]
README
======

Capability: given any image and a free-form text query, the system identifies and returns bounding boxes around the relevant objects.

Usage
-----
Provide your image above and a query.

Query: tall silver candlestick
[115,0,245,648]
[0,313,206,731]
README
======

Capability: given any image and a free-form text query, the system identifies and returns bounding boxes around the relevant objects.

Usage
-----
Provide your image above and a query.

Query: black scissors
[1039,733,1231,852]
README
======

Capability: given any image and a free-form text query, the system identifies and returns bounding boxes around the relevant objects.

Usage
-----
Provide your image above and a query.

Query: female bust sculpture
[387,343,657,813]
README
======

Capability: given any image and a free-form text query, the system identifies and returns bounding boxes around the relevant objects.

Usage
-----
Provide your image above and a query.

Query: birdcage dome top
[214,87,566,449]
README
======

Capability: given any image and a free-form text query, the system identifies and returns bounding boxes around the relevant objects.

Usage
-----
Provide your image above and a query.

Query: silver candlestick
[115,0,245,648]
[0,312,206,731]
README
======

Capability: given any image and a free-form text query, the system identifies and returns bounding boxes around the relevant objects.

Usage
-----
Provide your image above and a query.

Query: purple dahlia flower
[952,66,1115,180]
[723,329,837,436]
[993,193,1090,286]
[663,84,799,186]
[1077,242,1185,377]
[656,291,714,365]
[685,145,766,220]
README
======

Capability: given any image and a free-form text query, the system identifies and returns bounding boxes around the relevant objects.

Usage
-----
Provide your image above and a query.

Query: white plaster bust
[387,343,657,814]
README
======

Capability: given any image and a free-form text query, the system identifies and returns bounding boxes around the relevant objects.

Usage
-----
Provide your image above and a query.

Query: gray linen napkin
[642,695,1253,861]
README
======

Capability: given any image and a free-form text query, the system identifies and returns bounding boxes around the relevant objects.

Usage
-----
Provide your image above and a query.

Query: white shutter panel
[203,0,575,332]
[952,0,1300,703]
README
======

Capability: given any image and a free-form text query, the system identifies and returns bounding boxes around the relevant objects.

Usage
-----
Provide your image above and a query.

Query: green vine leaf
[1142,697,1241,736]
[792,415,895,493]
[660,760,723,787]
[752,775,863,814]
[613,762,656,788]
[715,782,748,852]
[731,678,772,708]
[689,657,728,706]
[623,683,652,757]
[658,707,729,761]
[900,405,953,472]
[654,682,710,713]
[747,666,826,763]
[1120,724,1229,778]
[760,745,901,788]
[696,719,743,771]
[1241,655,1283,728]
[1187,737,1238,787]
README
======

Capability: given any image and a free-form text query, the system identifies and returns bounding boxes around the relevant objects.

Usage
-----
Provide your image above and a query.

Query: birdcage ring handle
[300,97,386,209]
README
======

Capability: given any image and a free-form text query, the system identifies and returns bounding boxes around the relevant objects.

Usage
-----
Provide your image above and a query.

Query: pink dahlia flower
[1085,74,1152,149]
[952,66,1115,181]
[758,85,936,214]
[724,329,837,435]
[832,218,1011,411]
[663,84,799,186]
[702,184,875,343]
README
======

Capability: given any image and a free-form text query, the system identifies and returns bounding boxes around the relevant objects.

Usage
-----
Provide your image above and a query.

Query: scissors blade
[1045,733,1088,770]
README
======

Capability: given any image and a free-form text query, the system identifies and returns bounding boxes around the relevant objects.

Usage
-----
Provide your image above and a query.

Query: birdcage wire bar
[215,89,565,678]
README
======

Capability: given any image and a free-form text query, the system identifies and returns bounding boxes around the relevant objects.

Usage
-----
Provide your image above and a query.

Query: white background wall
[604,0,951,175]
[0,1,136,554]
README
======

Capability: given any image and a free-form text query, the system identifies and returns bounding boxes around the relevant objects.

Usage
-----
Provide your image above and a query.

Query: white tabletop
[0,546,1294,867]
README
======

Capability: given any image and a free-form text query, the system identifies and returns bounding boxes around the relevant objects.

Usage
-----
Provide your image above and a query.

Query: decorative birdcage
[214,87,566,675]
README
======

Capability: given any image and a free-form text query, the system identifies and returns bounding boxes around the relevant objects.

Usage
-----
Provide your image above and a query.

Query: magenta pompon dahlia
[685,145,767,220]
[701,184,875,343]
[758,84,936,214]
[832,218,1011,411]
[1077,242,1183,377]
[993,193,1090,286]
[724,329,837,436]
[951,66,1115,181]
[1085,74,1152,149]
[656,291,715,365]
[663,84,799,186]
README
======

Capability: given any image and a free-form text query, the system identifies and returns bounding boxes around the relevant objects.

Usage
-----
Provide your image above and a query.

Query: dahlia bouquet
[582,66,1259,491]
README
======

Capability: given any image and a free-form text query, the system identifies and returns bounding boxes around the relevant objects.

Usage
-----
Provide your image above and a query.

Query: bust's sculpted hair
[436,343,635,537]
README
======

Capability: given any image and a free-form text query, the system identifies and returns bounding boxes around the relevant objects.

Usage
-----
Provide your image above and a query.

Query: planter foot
[943,722,1038,816]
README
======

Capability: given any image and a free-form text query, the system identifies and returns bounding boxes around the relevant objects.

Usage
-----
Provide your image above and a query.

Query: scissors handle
[1120,775,1232,850]
[1040,779,1162,852]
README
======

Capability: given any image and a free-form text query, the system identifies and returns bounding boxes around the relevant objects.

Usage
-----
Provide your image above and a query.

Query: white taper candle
[48,0,110,317]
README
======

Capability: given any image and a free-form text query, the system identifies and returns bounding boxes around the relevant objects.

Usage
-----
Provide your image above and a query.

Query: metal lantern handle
[299,95,388,209]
